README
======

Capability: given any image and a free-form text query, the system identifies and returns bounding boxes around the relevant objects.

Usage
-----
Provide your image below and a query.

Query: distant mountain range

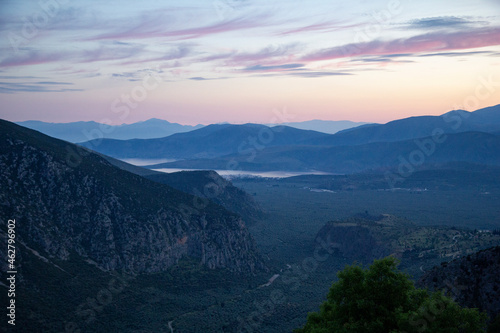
[15,118,369,144]
[13,104,500,174]
[75,104,500,174]
[148,131,500,173]
[268,119,371,134]
[305,104,500,147]
[16,118,204,143]
[79,123,330,159]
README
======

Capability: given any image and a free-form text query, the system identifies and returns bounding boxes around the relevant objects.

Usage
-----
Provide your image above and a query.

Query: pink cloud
[302,27,500,61]
[0,44,151,68]
[228,43,300,66]
[277,21,364,36]
[118,46,193,66]
[88,14,271,41]
[0,51,65,68]
[193,43,301,71]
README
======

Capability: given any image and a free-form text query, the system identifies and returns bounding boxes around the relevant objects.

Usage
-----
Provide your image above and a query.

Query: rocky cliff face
[0,120,265,274]
[418,246,500,320]
[146,170,264,225]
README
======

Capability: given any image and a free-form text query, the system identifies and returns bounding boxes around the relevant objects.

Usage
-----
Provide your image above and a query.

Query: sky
[0,0,499,125]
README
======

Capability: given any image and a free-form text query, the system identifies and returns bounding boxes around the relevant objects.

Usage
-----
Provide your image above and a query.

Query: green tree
[295,257,487,333]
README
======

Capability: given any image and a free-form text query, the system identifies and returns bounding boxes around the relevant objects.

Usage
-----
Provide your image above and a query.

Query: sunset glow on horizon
[1,0,499,126]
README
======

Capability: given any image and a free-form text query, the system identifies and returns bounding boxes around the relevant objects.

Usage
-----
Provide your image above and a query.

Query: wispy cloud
[350,51,497,62]
[227,43,301,66]
[302,27,500,62]
[416,51,497,57]
[276,21,364,36]
[118,45,194,65]
[249,66,353,78]
[0,51,66,68]
[0,43,153,68]
[36,81,74,85]
[350,56,414,64]
[194,43,302,72]
[0,75,44,79]
[88,13,272,41]
[243,63,305,71]
[405,16,484,30]
[0,81,83,93]
[285,71,353,78]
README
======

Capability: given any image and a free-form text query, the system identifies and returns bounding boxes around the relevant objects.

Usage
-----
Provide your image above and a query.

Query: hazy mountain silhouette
[149,131,500,173]
[79,123,330,159]
[16,118,204,143]
[306,104,500,146]
[269,119,372,134]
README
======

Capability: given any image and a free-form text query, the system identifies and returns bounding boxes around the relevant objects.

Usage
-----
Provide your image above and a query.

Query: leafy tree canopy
[295,257,488,333]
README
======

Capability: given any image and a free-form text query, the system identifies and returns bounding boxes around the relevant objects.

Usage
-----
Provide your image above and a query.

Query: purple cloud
[88,14,272,41]
[302,27,500,61]
[0,81,82,93]
[244,63,304,71]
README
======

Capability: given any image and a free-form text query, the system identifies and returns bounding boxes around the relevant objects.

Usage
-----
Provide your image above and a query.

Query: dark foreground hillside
[0,119,264,275]
[0,119,267,332]
[418,246,500,322]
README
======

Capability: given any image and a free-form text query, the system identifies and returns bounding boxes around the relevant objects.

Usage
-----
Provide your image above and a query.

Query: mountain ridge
[268,119,372,134]
[147,131,500,173]
[0,119,265,274]
[74,104,500,165]
[79,123,331,159]
[306,104,500,146]
[16,118,205,143]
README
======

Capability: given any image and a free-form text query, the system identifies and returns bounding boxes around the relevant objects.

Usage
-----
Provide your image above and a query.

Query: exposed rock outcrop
[0,119,265,275]
[418,246,500,320]
[146,170,264,225]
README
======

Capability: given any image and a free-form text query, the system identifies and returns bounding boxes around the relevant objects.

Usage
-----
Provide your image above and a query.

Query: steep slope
[0,119,265,274]
[308,104,500,146]
[145,171,264,224]
[150,131,500,173]
[98,152,162,176]
[418,246,500,321]
[16,118,204,143]
[79,123,331,159]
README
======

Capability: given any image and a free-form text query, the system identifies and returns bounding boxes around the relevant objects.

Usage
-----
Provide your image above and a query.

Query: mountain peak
[137,118,175,125]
